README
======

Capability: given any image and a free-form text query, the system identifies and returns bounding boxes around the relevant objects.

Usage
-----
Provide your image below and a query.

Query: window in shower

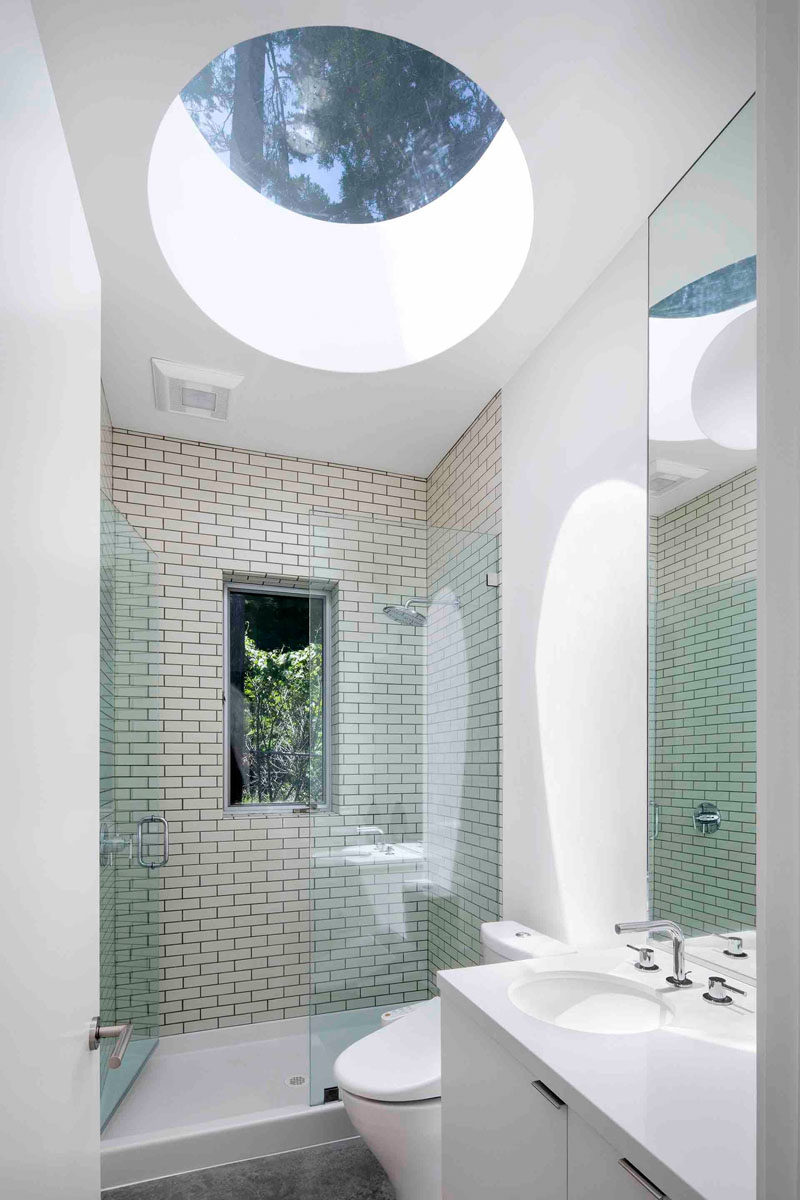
[224,583,329,810]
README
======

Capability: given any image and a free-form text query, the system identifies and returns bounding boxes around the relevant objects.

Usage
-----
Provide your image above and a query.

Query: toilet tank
[479,920,573,964]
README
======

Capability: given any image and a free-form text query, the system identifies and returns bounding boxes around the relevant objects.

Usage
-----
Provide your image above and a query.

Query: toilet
[333,921,572,1200]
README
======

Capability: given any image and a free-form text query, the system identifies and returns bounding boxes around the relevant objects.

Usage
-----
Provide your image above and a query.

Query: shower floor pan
[100,1017,355,1189]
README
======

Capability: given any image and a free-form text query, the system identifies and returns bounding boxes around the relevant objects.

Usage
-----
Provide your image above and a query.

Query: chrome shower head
[382,595,461,627]
[383,602,427,627]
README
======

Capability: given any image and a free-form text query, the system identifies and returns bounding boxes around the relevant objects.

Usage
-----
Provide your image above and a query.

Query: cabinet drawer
[568,1112,670,1199]
[443,1000,567,1199]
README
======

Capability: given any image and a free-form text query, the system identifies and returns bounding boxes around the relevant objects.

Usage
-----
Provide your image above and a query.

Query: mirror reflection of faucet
[357,825,390,852]
[719,934,748,958]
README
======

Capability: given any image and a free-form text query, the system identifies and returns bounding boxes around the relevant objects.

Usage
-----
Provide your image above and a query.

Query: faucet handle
[719,934,748,958]
[703,975,746,1005]
[627,944,659,972]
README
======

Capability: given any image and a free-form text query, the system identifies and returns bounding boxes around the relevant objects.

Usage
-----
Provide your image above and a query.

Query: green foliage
[181,26,503,223]
[241,634,323,806]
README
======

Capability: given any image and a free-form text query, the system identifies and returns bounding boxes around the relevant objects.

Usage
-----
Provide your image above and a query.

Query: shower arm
[400,596,460,609]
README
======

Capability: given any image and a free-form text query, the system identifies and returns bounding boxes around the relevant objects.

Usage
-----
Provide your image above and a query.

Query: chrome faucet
[703,974,746,1005]
[615,919,692,987]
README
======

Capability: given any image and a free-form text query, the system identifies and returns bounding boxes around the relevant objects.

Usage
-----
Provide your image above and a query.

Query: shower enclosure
[306,512,501,1103]
[99,503,500,1182]
[99,496,162,1128]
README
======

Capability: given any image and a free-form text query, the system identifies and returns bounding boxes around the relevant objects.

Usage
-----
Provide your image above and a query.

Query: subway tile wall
[111,431,428,1033]
[101,394,161,1078]
[110,394,501,1033]
[111,518,161,1038]
[426,393,502,983]
[308,512,429,1013]
[650,467,757,935]
[99,398,116,1084]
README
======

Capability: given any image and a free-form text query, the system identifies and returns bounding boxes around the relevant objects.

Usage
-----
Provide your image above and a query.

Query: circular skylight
[149,27,533,372]
[180,26,505,224]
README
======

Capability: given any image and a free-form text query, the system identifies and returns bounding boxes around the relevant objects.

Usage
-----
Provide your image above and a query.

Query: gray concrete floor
[102,1138,394,1200]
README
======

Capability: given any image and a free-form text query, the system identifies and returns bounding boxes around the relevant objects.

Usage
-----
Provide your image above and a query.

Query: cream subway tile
[114,395,500,1031]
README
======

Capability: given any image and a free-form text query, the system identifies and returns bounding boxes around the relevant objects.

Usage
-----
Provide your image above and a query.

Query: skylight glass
[180,25,504,224]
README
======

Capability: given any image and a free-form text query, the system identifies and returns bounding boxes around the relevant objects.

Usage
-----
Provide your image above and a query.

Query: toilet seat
[334,998,441,1102]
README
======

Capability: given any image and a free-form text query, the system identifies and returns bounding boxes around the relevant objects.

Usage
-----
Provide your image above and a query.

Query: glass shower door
[99,501,162,1128]
[305,511,501,1105]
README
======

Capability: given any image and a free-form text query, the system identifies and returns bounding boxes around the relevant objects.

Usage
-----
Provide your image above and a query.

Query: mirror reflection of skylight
[180,26,504,224]
[649,256,756,319]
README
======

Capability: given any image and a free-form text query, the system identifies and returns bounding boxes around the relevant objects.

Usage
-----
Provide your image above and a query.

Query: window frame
[222,581,331,815]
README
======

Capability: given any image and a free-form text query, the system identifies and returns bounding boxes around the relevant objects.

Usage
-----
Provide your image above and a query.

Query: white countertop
[439,946,755,1200]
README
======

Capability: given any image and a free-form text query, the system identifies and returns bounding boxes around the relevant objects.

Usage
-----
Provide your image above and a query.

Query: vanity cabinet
[443,1000,673,1200]
[442,999,566,1199]
[568,1111,669,1199]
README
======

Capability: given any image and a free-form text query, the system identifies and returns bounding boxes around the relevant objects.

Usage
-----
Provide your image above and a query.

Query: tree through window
[181,25,504,224]
[226,587,327,808]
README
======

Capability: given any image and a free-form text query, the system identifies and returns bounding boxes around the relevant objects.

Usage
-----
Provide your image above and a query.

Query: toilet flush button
[381,1003,422,1026]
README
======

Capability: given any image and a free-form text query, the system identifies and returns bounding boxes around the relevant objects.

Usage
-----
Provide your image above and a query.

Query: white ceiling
[33,0,755,476]
[649,439,756,517]
[649,96,756,516]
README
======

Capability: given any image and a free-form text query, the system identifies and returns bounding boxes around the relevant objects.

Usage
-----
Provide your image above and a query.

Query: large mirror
[648,98,756,972]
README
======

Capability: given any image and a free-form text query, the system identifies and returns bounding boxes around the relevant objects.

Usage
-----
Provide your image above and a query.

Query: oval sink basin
[508,971,674,1035]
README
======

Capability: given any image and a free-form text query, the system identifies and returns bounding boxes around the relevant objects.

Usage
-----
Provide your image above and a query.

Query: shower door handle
[89,1017,134,1068]
[137,814,169,870]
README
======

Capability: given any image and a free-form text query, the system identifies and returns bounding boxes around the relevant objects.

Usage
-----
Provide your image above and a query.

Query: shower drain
[285,1074,307,1087]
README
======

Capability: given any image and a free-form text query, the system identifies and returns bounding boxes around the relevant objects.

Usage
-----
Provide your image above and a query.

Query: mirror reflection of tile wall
[648,99,756,938]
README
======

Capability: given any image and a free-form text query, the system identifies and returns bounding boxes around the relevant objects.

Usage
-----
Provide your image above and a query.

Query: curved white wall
[535,481,647,945]
[502,227,649,947]
[149,100,533,373]
[649,299,756,441]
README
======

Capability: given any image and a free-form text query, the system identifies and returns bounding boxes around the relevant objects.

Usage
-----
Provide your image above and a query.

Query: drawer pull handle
[618,1158,666,1198]
[531,1079,565,1109]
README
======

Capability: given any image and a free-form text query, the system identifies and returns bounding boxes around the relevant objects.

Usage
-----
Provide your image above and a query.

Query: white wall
[0,1,101,1195]
[756,4,800,1197]
[502,228,649,946]
[649,96,755,306]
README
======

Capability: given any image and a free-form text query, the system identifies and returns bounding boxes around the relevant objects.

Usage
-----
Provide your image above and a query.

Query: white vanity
[440,947,755,1200]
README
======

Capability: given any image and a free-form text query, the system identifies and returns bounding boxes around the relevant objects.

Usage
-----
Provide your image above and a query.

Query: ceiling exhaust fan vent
[152,358,244,421]
[649,458,708,497]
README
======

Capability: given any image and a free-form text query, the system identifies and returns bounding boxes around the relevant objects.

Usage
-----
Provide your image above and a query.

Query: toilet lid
[334,998,441,1102]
